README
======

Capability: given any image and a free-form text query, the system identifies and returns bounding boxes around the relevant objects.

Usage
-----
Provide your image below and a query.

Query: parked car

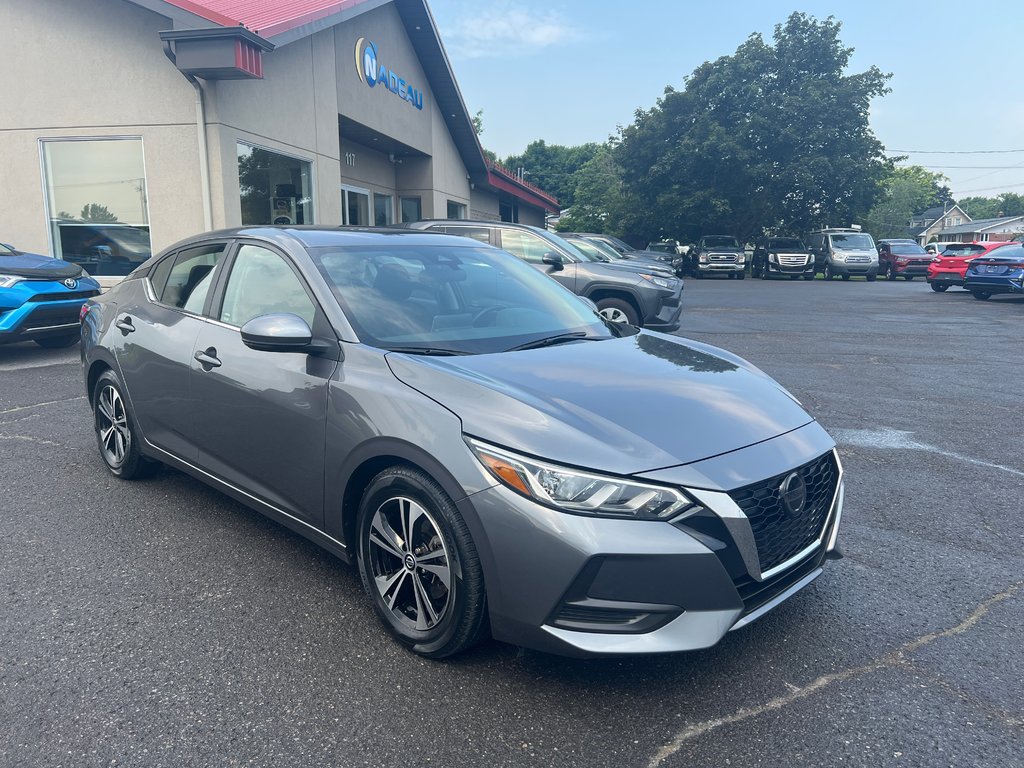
[877,241,933,281]
[0,242,101,347]
[925,241,958,256]
[750,237,815,280]
[82,226,845,659]
[963,243,1024,301]
[926,241,1013,292]
[560,231,679,272]
[686,235,746,279]
[407,221,683,330]
[561,234,678,275]
[805,228,879,281]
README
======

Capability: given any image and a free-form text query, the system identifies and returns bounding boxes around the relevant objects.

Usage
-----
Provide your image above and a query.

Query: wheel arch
[85,350,120,408]
[583,286,643,321]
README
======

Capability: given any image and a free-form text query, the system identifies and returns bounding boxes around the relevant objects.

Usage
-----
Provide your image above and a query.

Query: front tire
[93,370,154,479]
[803,273,815,281]
[357,466,487,659]
[903,275,914,281]
[866,274,877,282]
[841,274,851,281]
[35,333,80,349]
[888,264,899,281]
[824,264,834,281]
[596,297,639,325]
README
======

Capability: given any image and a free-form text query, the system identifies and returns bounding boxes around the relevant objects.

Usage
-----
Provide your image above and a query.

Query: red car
[926,241,1014,292]
[877,241,933,281]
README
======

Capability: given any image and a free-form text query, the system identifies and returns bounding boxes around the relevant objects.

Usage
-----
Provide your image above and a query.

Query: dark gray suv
[82,227,844,659]
[406,220,682,330]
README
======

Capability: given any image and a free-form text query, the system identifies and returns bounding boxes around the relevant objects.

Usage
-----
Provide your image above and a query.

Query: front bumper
[470,425,843,657]
[893,262,931,276]
[641,285,684,332]
[0,297,93,344]
[698,262,744,274]
[829,260,878,276]
[765,260,815,275]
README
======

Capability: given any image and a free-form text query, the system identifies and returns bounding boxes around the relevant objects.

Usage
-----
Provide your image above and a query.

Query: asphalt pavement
[1,276,1021,768]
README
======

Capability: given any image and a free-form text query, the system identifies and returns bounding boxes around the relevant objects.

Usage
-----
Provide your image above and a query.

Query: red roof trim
[159,0,239,26]
[158,0,371,38]
[486,161,559,209]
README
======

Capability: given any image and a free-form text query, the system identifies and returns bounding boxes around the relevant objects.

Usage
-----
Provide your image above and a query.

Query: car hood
[0,251,84,279]
[386,333,814,475]
[597,259,675,277]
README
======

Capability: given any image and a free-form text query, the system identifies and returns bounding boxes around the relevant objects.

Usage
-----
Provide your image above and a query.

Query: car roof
[407,219,546,233]
[163,225,472,252]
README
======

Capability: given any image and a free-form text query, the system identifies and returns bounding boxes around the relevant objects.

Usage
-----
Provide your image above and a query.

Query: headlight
[768,252,778,263]
[640,274,678,290]
[832,253,845,261]
[468,439,700,520]
[0,274,24,288]
[699,254,709,263]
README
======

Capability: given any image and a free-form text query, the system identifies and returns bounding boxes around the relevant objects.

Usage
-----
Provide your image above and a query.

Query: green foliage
[958,192,1024,219]
[614,12,892,243]
[501,140,602,207]
[555,146,634,233]
[79,203,119,223]
[863,166,951,239]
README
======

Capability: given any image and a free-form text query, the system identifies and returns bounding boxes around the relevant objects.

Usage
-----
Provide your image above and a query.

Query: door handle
[115,316,135,334]
[193,348,222,369]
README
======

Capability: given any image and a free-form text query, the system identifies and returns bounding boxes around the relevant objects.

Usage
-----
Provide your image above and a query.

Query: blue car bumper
[0,279,101,344]
[964,274,1024,295]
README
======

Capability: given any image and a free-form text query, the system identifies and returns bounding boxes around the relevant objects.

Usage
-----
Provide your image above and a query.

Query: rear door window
[498,229,551,263]
[158,243,228,312]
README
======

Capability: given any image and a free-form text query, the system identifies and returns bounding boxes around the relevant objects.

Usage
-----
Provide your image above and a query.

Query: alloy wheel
[97,384,130,467]
[367,496,452,631]
[599,307,629,323]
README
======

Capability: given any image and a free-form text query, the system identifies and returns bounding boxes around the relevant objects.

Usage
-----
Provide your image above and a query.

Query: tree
[556,145,633,233]
[501,140,602,207]
[863,165,951,239]
[615,13,892,244]
[958,192,1024,219]
[79,203,119,223]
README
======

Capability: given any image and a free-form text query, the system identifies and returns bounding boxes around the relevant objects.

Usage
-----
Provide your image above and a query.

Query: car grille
[26,290,100,303]
[845,256,870,263]
[729,452,838,573]
[778,255,808,266]
[21,304,83,330]
[709,252,737,263]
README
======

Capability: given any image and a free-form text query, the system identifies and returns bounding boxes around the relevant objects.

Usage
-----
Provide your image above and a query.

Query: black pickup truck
[686,235,746,279]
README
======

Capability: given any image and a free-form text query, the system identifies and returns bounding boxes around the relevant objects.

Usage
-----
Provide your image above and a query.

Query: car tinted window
[702,236,740,248]
[444,226,491,245]
[160,243,227,310]
[891,244,927,254]
[943,244,985,256]
[767,238,805,250]
[219,244,316,328]
[829,234,874,250]
[310,244,610,354]
[498,229,551,263]
[148,254,175,299]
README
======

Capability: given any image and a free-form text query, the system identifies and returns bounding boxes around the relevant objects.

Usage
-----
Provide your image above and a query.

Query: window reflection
[237,142,314,227]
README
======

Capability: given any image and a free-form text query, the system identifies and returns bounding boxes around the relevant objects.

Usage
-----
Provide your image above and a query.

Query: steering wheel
[471,305,505,327]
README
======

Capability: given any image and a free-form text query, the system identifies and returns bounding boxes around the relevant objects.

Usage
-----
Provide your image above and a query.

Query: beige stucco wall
[0,0,205,255]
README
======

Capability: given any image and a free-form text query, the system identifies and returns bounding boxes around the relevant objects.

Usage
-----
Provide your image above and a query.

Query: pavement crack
[647,582,1024,768]
[0,396,86,416]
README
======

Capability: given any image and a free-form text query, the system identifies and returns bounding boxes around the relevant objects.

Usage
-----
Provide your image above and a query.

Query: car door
[111,241,229,461]
[496,228,577,292]
[189,242,337,526]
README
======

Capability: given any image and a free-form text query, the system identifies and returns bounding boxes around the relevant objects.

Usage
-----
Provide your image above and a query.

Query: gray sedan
[82,227,844,658]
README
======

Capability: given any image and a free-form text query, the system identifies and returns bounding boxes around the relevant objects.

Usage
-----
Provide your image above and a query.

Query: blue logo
[355,37,424,111]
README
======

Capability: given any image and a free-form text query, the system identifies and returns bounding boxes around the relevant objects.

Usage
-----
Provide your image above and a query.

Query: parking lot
[1,277,1021,768]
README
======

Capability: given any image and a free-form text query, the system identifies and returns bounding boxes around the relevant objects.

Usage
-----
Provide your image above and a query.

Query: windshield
[830,233,874,250]
[310,244,613,354]
[891,244,927,254]
[767,238,805,251]
[0,243,17,255]
[542,231,590,263]
[942,244,985,256]
[702,236,740,248]
[647,243,675,253]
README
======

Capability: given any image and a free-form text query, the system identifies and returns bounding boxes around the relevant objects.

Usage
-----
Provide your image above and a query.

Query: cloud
[441,2,584,59]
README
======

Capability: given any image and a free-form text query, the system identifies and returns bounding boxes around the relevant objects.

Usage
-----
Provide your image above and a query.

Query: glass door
[341,185,370,226]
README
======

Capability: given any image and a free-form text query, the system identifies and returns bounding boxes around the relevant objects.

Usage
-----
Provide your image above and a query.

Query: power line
[954,181,1024,194]
[899,165,1024,169]
[891,151,1024,155]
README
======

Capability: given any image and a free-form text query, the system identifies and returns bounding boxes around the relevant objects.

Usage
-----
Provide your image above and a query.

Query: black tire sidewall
[356,467,483,657]
[595,297,639,326]
[93,370,146,479]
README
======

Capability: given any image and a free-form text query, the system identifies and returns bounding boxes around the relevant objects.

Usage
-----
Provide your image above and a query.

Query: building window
[237,142,313,226]
[447,200,467,219]
[40,138,152,276]
[374,193,394,226]
[400,196,422,223]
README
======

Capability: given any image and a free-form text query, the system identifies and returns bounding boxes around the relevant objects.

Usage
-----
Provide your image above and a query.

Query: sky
[428,0,1024,201]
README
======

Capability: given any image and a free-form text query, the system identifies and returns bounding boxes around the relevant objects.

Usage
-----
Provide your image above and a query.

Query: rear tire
[841,274,851,281]
[866,274,877,282]
[357,466,488,659]
[972,291,992,301]
[903,275,914,281]
[35,333,79,349]
[595,297,639,326]
[803,273,815,281]
[931,282,949,293]
[93,370,155,480]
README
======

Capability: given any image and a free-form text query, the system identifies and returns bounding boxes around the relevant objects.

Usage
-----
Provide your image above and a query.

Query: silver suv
[407,220,683,330]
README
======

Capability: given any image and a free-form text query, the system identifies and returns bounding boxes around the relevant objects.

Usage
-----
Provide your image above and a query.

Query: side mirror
[241,313,313,353]
[542,252,565,270]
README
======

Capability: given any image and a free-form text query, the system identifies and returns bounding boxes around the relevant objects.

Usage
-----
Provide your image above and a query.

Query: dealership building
[1,0,558,276]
